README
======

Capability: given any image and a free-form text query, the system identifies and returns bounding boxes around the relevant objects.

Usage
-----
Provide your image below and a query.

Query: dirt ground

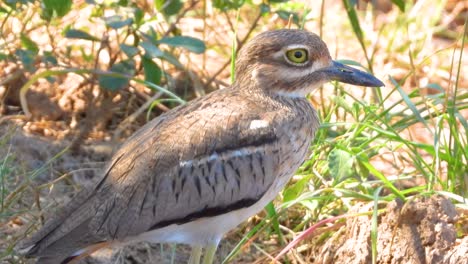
[314,196,468,264]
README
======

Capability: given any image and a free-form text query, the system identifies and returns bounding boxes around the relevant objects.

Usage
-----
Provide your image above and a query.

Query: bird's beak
[321,61,384,87]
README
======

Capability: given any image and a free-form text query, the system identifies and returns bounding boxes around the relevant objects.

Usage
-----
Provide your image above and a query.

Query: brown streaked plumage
[16,29,383,264]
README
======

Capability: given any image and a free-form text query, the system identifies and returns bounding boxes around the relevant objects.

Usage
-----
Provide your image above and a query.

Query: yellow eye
[285,48,308,64]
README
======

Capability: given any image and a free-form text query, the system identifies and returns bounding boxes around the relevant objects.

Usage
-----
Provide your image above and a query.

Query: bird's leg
[202,242,219,264]
[188,245,203,264]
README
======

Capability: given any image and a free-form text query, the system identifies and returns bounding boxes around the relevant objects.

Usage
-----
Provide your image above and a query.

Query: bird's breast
[264,98,319,197]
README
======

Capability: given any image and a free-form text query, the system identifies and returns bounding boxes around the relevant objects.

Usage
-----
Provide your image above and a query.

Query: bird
[16,29,384,264]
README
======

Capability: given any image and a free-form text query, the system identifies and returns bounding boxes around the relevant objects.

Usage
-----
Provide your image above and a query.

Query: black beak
[321,61,384,87]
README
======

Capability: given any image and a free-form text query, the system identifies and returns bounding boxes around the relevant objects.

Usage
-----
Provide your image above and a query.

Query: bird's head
[235,29,384,97]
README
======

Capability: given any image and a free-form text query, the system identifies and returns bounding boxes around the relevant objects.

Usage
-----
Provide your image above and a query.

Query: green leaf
[142,57,162,85]
[133,7,144,26]
[154,0,182,16]
[390,0,405,12]
[46,76,56,83]
[20,34,39,54]
[65,29,100,41]
[283,176,309,202]
[15,49,36,72]
[342,0,364,41]
[120,44,139,57]
[328,148,354,183]
[259,3,270,14]
[139,41,183,68]
[91,3,103,17]
[213,0,245,10]
[337,59,366,69]
[159,51,183,68]
[42,51,58,65]
[0,53,8,61]
[265,202,284,245]
[275,10,299,25]
[117,0,128,6]
[104,15,133,29]
[99,60,135,91]
[158,36,206,54]
[142,27,158,43]
[42,0,72,19]
[355,153,370,180]
[140,41,164,58]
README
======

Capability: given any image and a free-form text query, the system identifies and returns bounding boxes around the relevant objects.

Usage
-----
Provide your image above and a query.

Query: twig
[0,69,24,87]
[70,35,109,153]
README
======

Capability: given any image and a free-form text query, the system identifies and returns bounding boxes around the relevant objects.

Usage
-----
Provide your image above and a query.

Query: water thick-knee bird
[16,29,384,264]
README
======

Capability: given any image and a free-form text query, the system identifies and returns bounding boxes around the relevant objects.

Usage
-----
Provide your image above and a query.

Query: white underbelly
[130,179,285,247]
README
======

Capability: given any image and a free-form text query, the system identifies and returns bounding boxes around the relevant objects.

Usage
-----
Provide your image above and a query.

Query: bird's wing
[18,89,288,259]
[90,90,284,238]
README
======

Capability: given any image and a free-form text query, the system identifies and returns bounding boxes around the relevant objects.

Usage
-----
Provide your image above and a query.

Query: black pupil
[294,51,303,59]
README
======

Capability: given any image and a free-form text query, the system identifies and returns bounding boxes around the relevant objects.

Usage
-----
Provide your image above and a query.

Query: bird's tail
[15,189,104,263]
[32,241,111,264]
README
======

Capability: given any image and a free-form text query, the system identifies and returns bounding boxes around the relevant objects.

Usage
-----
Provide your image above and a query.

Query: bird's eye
[285,48,308,64]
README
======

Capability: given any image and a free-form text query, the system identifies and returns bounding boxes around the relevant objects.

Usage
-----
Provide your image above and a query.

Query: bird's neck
[231,78,312,114]
[234,67,320,99]
[233,77,311,102]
